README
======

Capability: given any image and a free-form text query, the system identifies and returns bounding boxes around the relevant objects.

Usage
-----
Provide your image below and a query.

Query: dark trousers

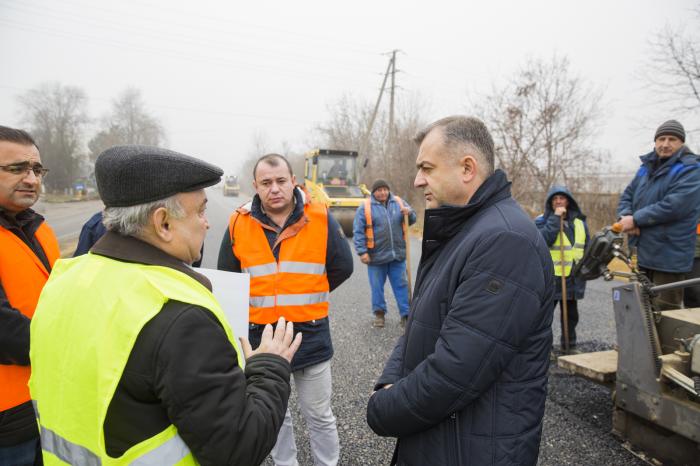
[683,258,700,308]
[0,436,42,466]
[558,299,578,347]
[640,267,685,310]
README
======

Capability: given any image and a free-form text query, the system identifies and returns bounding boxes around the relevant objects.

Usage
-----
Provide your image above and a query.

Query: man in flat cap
[352,179,416,328]
[29,145,301,466]
[618,120,700,309]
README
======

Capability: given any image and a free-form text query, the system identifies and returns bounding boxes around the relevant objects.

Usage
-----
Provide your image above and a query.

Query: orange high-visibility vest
[0,220,59,411]
[229,201,330,325]
[364,195,407,250]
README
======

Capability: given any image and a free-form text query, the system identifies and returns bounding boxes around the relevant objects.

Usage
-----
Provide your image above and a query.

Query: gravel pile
[261,239,646,465]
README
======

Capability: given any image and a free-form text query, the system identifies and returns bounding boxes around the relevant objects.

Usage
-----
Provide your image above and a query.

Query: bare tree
[474,56,604,210]
[88,88,165,161]
[17,82,89,191]
[316,93,427,212]
[643,20,700,127]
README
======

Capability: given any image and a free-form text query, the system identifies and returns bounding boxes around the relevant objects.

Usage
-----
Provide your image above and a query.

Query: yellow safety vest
[550,217,586,277]
[29,253,243,465]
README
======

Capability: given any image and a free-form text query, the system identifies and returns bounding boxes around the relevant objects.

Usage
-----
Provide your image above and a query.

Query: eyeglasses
[0,162,49,177]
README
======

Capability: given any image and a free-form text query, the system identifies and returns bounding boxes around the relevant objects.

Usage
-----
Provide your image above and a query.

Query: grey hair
[414,116,495,176]
[102,195,185,237]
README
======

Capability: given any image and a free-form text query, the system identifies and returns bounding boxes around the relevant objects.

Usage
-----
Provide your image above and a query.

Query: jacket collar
[640,146,690,175]
[422,169,512,259]
[91,231,212,291]
[0,207,44,236]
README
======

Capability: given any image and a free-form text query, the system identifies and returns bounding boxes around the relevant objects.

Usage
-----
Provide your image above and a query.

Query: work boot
[373,311,385,328]
[400,316,407,329]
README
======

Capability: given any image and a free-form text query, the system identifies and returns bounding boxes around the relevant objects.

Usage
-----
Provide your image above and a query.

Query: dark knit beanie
[654,120,685,142]
[96,145,223,207]
[371,179,390,194]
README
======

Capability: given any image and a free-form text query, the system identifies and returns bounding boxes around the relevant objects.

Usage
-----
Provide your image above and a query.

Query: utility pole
[389,49,397,141]
[364,50,399,176]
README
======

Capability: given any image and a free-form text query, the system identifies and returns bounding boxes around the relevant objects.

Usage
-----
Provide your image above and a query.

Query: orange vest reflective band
[697,223,700,235]
[364,195,407,249]
[229,201,330,325]
[0,221,59,411]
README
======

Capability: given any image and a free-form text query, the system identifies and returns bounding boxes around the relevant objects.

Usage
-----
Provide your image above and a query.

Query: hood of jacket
[543,185,585,221]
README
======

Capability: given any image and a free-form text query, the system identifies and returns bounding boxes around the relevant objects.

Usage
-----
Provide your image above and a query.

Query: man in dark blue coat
[617,120,700,310]
[366,116,555,465]
[535,186,590,350]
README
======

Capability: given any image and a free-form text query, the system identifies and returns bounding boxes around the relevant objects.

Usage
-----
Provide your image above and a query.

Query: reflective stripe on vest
[550,217,586,277]
[363,195,407,250]
[30,253,241,465]
[37,422,190,466]
[243,261,326,277]
[0,222,59,411]
[39,425,101,466]
[230,201,330,324]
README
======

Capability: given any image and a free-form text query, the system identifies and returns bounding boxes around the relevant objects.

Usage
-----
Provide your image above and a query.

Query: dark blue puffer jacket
[352,193,417,264]
[535,186,590,301]
[366,170,555,466]
[617,147,700,273]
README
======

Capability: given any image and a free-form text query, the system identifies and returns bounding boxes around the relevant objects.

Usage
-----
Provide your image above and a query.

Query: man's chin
[13,196,38,209]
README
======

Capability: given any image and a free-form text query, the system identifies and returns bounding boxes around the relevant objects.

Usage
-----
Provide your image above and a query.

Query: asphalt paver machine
[559,224,700,465]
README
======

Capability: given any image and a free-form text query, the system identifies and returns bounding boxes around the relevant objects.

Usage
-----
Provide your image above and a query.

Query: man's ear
[150,207,173,242]
[460,155,479,182]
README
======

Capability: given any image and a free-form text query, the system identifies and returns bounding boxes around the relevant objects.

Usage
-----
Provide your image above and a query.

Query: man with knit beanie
[618,120,700,309]
[352,179,416,328]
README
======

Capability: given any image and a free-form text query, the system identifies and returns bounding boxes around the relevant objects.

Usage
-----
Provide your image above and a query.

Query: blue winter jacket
[617,147,700,273]
[352,193,416,265]
[535,186,590,300]
[367,170,555,466]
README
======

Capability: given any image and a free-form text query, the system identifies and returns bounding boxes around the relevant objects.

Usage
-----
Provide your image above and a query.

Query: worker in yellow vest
[0,126,57,466]
[29,145,301,466]
[535,186,590,351]
[352,179,416,329]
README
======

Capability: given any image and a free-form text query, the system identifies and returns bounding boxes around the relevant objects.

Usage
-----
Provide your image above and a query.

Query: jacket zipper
[451,412,461,465]
[385,201,396,260]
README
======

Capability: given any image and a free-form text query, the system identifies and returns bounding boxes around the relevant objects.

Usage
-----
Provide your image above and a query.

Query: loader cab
[307,153,358,187]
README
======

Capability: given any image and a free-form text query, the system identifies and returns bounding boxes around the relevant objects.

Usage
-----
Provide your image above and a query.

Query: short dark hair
[253,153,293,179]
[0,125,38,148]
[414,116,494,175]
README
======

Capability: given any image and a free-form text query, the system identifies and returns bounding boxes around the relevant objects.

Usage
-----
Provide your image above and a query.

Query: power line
[0,0,382,73]
[0,17,381,87]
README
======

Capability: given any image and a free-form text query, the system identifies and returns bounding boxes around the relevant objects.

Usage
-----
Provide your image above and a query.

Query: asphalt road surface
[45,189,647,465]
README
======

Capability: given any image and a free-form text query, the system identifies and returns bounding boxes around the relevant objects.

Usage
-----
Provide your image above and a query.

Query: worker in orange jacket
[0,126,58,465]
[218,153,353,466]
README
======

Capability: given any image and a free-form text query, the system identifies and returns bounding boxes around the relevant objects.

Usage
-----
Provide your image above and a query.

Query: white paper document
[197,268,250,339]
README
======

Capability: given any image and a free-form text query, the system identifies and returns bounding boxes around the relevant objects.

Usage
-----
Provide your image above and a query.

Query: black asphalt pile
[262,241,645,465]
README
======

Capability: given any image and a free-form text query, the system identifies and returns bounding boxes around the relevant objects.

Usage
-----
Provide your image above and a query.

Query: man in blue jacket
[352,179,416,328]
[617,120,700,310]
[535,186,590,351]
[367,116,555,465]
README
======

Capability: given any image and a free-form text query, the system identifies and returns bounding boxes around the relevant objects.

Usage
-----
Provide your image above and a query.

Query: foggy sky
[1,0,697,179]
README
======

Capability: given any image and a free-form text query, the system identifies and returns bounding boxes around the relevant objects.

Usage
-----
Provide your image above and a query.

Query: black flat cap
[96,145,223,207]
